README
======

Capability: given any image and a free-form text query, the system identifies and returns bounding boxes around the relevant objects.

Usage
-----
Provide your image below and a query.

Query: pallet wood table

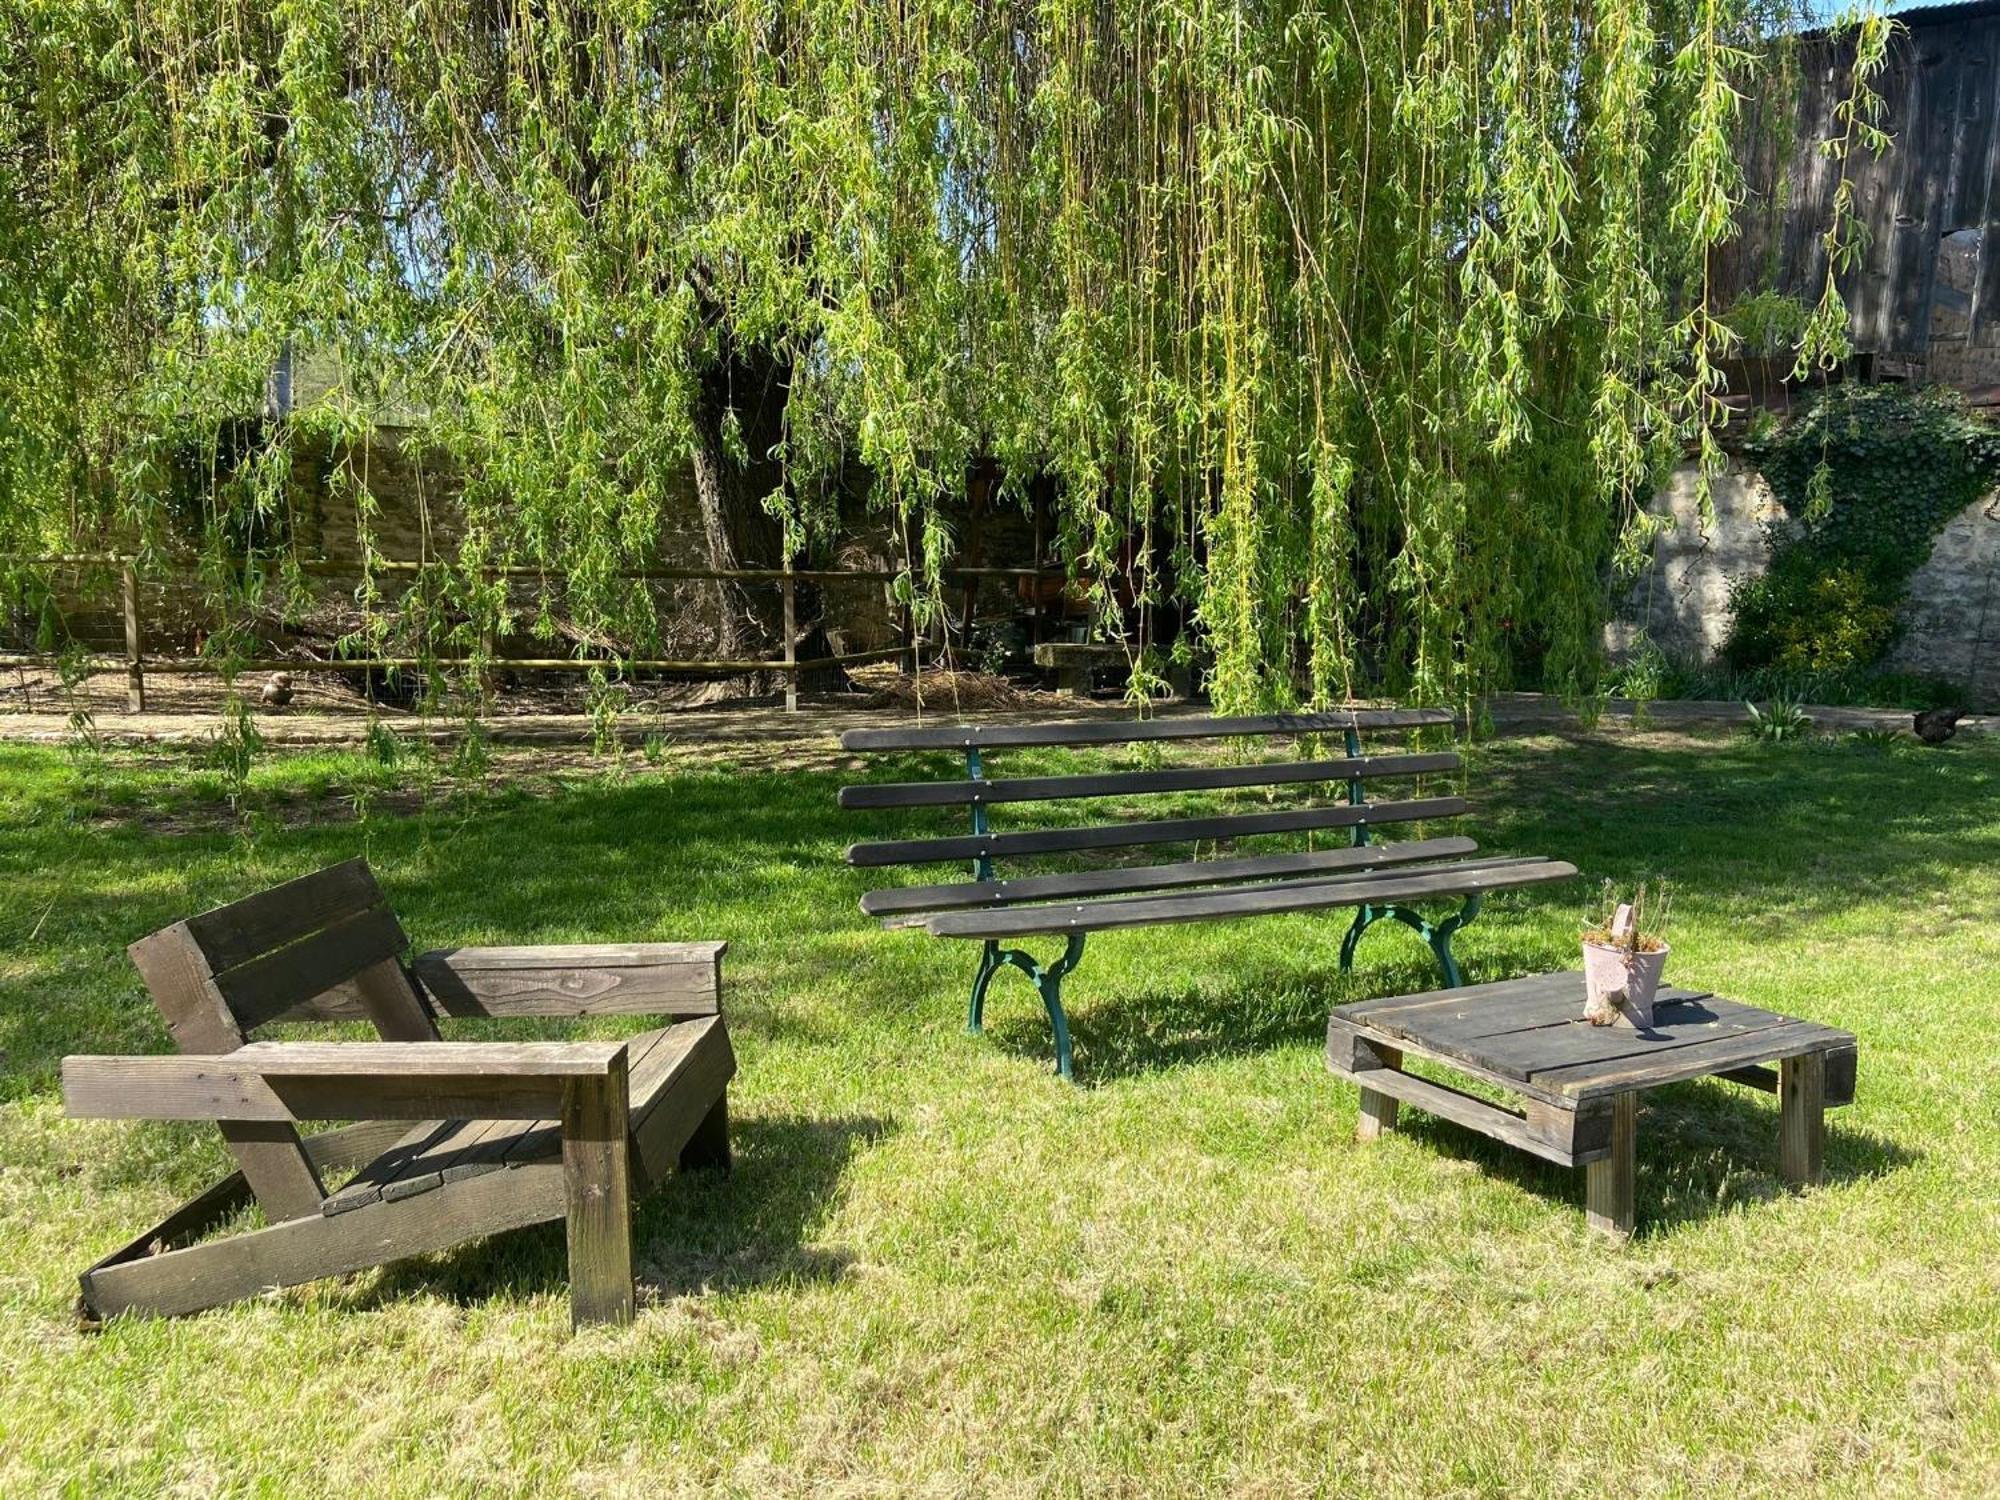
[1326,971,1857,1236]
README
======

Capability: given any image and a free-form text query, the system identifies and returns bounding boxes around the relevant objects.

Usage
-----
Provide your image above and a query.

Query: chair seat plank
[923,858,1577,939]
[847,795,1469,868]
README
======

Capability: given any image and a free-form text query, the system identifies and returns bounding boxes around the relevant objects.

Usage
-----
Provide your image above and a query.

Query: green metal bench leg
[964,932,1087,1081]
[1338,894,1482,989]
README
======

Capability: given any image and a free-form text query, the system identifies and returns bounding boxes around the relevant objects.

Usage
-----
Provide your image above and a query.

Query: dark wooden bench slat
[859,835,1484,918]
[839,751,1461,810]
[868,851,1555,927]
[838,707,1453,752]
[923,858,1578,938]
[845,795,1469,868]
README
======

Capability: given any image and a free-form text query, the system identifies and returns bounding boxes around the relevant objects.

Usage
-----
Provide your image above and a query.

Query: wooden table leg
[1584,1091,1637,1238]
[1356,1044,1401,1142]
[562,1061,635,1329]
[1779,1051,1826,1187]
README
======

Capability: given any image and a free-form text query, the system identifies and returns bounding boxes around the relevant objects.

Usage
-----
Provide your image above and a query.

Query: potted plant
[1581,879,1673,1029]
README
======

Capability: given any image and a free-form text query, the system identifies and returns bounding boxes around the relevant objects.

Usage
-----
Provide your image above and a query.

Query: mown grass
[1,726,1996,1496]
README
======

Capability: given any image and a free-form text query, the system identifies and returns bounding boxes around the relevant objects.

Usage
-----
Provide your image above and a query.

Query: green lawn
[1,727,1996,1495]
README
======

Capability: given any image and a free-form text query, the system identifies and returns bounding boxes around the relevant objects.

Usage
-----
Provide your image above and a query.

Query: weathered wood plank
[838,752,1462,810]
[66,1041,628,1124]
[210,903,411,1031]
[1325,1051,1587,1168]
[125,924,325,1221]
[1355,1040,1402,1142]
[1454,1000,1798,1086]
[350,957,441,1042]
[80,1159,567,1320]
[182,859,384,973]
[1536,1021,1856,1101]
[1584,1093,1638,1238]
[413,943,725,1019]
[839,708,1454,752]
[1779,1051,1827,1187]
[632,1017,736,1188]
[235,1040,627,1077]
[924,858,1575,940]
[847,796,1471,868]
[1337,971,1583,1021]
[860,836,1483,919]
[561,1060,635,1329]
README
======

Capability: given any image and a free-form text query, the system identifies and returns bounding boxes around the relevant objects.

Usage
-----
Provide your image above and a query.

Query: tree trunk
[686,335,840,693]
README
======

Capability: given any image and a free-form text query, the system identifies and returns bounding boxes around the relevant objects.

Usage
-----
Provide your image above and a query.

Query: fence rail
[3,553,1080,714]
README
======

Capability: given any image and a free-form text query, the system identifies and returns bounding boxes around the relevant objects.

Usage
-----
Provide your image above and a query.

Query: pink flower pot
[1582,940,1669,1029]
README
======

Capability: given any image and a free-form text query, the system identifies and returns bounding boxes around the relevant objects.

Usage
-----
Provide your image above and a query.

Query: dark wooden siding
[1717,4,2000,369]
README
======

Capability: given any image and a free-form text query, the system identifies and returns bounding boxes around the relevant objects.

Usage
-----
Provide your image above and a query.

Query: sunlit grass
[1,729,1995,1494]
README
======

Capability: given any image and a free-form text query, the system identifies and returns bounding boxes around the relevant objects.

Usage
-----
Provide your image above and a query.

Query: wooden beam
[80,1160,567,1321]
[411,943,725,1020]
[562,1059,635,1329]
[1779,1051,1827,1187]
[126,925,325,1221]
[1584,1093,1638,1239]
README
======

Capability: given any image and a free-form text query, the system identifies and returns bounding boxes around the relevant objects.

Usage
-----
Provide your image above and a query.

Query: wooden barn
[1719,0,2000,397]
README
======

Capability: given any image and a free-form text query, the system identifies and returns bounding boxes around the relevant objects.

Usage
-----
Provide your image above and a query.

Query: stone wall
[1881,494,2000,706]
[1610,459,2000,708]
[1604,460,1783,663]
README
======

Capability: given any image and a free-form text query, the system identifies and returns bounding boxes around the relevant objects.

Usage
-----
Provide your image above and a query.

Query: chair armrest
[64,1039,629,1124]
[412,942,725,1019]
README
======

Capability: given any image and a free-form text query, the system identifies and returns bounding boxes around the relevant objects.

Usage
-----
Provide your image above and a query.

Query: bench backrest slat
[838,707,1452,753]
[839,750,1459,811]
[845,795,1468,868]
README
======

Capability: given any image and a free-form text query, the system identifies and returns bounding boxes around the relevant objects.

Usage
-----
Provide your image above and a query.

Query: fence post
[121,562,145,713]
[781,556,797,714]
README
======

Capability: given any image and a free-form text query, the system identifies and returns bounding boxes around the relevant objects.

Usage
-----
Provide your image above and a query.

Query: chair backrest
[839,708,1463,882]
[126,859,439,1219]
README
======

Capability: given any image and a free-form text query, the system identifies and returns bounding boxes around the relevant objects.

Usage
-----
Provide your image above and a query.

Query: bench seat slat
[921,859,1579,939]
[878,853,1552,927]
[859,834,1484,918]
[839,751,1460,810]
[845,796,1468,868]
[838,708,1453,752]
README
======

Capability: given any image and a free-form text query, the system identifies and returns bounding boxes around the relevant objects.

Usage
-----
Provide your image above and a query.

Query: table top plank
[1534,1022,1857,1100]
[1338,972,1578,1022]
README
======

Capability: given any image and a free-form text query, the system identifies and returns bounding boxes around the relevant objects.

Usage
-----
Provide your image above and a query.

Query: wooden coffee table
[1326,972,1857,1236]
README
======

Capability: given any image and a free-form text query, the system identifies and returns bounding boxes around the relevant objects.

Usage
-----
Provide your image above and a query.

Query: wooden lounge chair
[62,859,734,1329]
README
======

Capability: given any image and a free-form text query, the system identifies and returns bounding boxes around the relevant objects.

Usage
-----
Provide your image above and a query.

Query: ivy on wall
[1730,383,2000,674]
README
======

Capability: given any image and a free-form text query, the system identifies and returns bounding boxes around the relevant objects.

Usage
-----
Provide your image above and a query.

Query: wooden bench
[840,710,1578,1079]
[62,859,735,1329]
[1326,972,1858,1235]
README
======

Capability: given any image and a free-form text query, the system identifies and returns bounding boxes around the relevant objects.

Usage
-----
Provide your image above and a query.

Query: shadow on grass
[354,1113,892,1313]
[975,933,1557,1084]
[1378,1076,1918,1237]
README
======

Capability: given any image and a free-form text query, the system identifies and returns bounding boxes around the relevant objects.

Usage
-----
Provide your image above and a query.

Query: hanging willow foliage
[0,1,1881,711]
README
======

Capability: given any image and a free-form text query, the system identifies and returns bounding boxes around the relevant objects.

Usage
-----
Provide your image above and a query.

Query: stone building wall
[1610,459,2000,708]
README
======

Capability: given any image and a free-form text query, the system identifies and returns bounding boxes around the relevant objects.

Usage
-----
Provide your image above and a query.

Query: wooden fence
[3,553,1076,714]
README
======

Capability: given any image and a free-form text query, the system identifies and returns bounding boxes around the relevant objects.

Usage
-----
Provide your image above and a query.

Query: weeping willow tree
[0,1,1880,711]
